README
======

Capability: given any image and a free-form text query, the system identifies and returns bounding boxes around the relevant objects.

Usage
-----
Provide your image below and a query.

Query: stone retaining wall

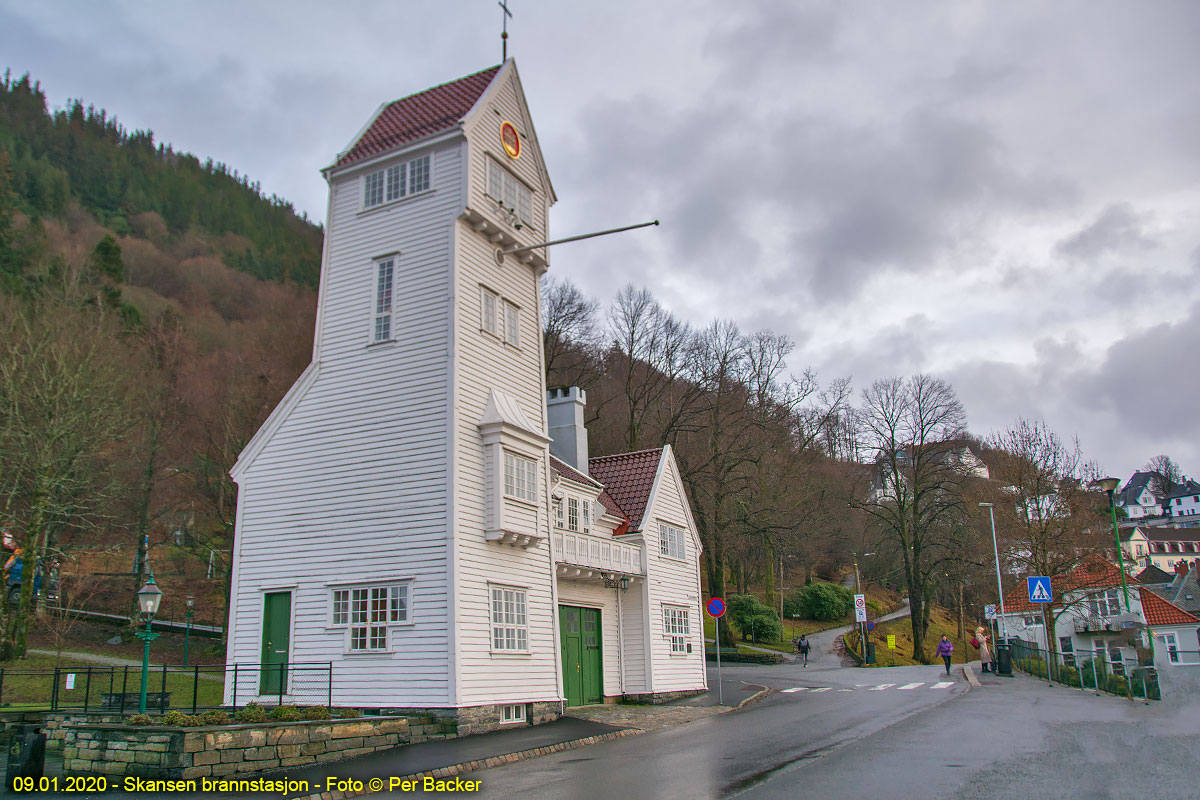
[61,717,413,780]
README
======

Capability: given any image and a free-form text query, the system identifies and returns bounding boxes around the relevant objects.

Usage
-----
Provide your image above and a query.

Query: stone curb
[294,729,644,800]
[735,685,770,709]
[962,664,981,688]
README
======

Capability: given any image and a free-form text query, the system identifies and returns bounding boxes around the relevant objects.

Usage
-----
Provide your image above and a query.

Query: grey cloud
[1055,203,1157,262]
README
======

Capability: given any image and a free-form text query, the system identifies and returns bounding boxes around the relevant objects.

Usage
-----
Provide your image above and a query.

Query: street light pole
[135,573,163,714]
[979,503,1007,641]
[1091,477,1131,611]
[183,595,194,667]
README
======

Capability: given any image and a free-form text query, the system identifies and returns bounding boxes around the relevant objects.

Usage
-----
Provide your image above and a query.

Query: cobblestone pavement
[565,703,724,731]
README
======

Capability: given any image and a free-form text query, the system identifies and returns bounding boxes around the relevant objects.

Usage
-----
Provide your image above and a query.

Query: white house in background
[1116,471,1164,519]
[996,559,1200,672]
[1164,480,1200,521]
[223,62,704,732]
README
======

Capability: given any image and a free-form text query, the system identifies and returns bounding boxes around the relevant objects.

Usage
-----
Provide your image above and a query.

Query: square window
[485,158,533,228]
[501,704,526,724]
[504,451,537,503]
[364,170,384,208]
[409,155,430,194]
[659,524,686,559]
[386,162,407,202]
[663,606,690,653]
[331,582,409,652]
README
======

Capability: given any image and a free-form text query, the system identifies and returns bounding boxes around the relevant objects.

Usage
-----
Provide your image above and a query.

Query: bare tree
[542,276,601,387]
[852,375,972,661]
[1143,455,1183,501]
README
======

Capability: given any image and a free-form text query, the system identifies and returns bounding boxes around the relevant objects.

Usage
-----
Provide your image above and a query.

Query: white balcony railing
[553,530,644,576]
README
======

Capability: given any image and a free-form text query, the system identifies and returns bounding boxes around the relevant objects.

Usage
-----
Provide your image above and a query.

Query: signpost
[887,634,896,650]
[984,604,997,620]
[854,594,867,623]
[707,597,726,705]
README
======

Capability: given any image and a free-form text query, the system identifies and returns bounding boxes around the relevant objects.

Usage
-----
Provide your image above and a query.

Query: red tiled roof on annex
[1139,588,1200,626]
[1002,559,1138,614]
[337,65,501,167]
[587,448,663,533]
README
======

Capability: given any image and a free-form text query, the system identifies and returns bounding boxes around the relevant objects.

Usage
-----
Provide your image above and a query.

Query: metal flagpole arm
[499,220,660,258]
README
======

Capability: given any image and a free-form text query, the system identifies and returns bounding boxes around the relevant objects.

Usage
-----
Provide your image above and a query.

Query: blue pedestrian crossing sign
[1027,576,1052,603]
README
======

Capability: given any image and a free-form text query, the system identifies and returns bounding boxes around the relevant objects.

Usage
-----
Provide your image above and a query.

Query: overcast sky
[3,0,1198,481]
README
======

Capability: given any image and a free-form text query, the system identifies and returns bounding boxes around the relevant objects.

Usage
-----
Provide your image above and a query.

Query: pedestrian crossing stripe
[809,687,832,693]
[779,682,956,694]
[780,687,807,693]
[897,682,924,690]
[931,682,955,689]
[837,688,853,692]
[867,683,894,691]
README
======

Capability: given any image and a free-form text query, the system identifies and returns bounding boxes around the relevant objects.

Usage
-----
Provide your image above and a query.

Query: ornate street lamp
[183,595,195,666]
[135,574,163,714]
[1090,476,1131,611]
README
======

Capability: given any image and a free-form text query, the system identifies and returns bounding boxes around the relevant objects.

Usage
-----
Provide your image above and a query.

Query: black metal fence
[1007,639,1160,702]
[0,662,332,713]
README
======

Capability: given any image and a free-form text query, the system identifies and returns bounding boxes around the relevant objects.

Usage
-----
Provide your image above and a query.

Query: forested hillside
[0,72,318,656]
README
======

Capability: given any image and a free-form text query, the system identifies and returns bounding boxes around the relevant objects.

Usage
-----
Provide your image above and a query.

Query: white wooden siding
[640,453,707,692]
[225,142,462,707]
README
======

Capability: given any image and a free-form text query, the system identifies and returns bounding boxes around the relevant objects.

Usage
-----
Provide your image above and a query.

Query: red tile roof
[548,455,602,489]
[588,448,663,533]
[1139,588,1200,626]
[1002,559,1137,613]
[337,65,501,167]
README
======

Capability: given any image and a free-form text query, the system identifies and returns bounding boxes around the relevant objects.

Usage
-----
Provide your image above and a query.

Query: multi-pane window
[373,258,394,342]
[659,523,686,559]
[1059,636,1075,667]
[481,287,499,336]
[1088,588,1120,618]
[331,584,408,652]
[491,586,528,652]
[1159,633,1180,664]
[487,159,533,227]
[364,155,432,209]
[504,451,537,503]
[500,704,526,724]
[581,499,591,533]
[663,606,690,653]
[568,497,579,531]
[554,498,564,528]
[503,302,520,347]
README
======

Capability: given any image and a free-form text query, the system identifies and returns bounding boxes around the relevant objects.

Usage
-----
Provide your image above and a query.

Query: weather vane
[499,0,512,61]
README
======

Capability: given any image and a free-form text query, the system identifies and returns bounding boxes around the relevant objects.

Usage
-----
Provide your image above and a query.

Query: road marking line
[896,682,925,690]
[867,683,895,691]
[837,688,854,692]
[780,687,808,693]
[809,687,832,693]
[931,681,955,689]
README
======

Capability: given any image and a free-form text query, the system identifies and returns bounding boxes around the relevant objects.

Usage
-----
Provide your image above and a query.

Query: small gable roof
[587,448,663,533]
[1136,565,1175,584]
[336,65,501,167]
[1139,588,1200,626]
[1165,479,1200,502]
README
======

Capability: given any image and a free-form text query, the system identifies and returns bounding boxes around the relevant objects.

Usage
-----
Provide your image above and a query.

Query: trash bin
[996,643,1013,676]
[865,641,876,665]
[6,725,46,791]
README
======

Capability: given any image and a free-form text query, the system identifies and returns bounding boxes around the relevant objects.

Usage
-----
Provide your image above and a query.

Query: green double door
[559,605,603,706]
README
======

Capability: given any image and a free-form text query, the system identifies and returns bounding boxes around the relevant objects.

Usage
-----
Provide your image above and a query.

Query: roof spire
[498,0,513,61]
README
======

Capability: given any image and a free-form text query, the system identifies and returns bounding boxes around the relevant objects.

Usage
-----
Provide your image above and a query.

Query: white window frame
[481,286,499,336]
[500,704,526,724]
[554,498,564,528]
[1089,588,1120,618]
[1157,633,1180,664]
[503,301,520,348]
[371,257,395,343]
[581,498,591,533]
[659,523,686,560]
[490,585,529,654]
[329,582,411,653]
[567,497,579,532]
[363,154,432,210]
[486,157,534,228]
[663,605,690,654]
[504,451,538,504]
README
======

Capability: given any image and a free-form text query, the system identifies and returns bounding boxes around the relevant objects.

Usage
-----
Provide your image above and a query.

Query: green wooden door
[259,591,291,695]
[581,608,603,704]
[560,605,602,706]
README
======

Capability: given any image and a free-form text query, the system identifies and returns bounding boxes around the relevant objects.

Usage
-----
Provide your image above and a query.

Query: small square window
[500,704,526,724]
[504,451,537,503]
[659,524,686,559]
[491,586,528,652]
[663,606,690,653]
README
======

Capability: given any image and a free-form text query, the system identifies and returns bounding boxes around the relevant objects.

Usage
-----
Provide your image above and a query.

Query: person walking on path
[974,627,993,673]
[935,635,954,675]
[797,635,810,667]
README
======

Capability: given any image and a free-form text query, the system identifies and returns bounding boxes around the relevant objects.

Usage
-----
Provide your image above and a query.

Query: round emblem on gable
[500,121,521,159]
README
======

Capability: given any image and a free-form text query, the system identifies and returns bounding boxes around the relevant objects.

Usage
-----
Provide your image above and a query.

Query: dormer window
[363,154,431,210]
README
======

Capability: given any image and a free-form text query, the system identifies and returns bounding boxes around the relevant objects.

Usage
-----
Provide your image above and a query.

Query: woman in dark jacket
[935,635,954,675]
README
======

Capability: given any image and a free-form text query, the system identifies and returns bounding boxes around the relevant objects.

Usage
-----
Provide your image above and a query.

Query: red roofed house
[997,559,1200,673]
[223,61,703,730]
